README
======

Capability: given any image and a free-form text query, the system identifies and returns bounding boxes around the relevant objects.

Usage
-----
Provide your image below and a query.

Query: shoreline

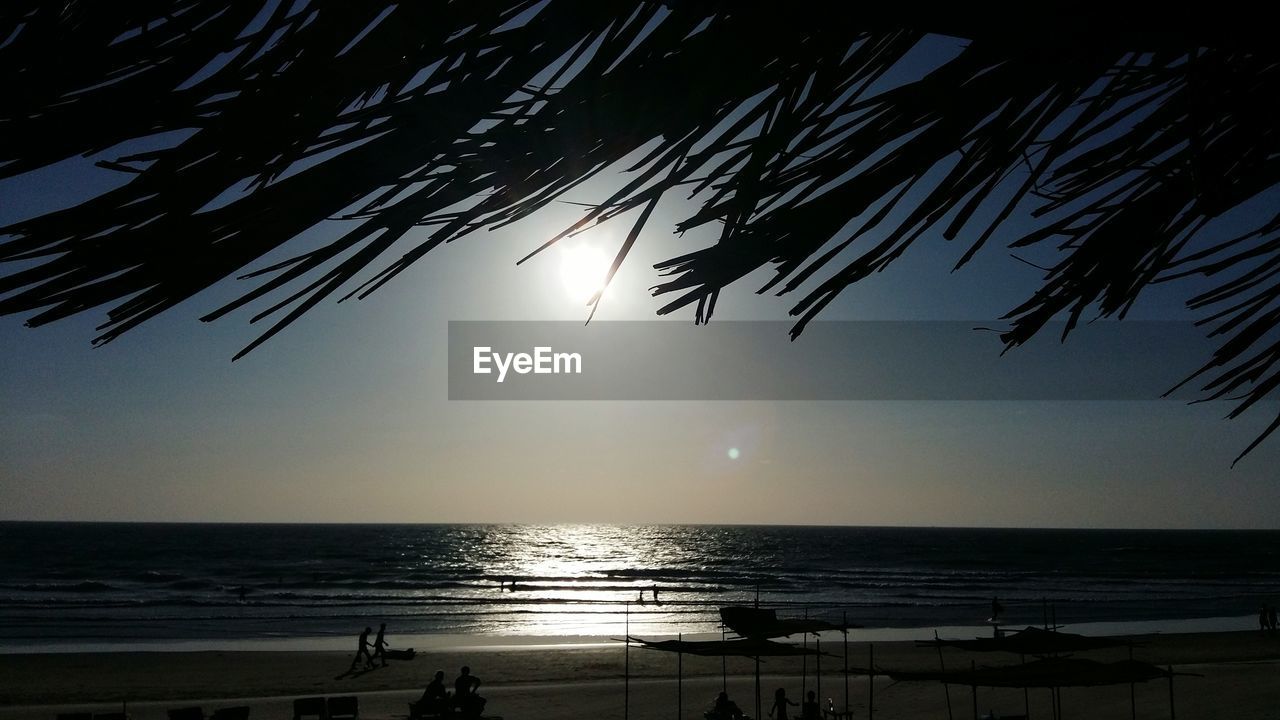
[0,614,1259,655]
[4,630,1280,718]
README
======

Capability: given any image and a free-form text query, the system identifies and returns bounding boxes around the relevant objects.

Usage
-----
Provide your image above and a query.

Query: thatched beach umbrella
[632,634,835,720]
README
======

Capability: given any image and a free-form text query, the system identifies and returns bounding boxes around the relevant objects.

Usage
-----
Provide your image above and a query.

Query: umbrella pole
[867,643,873,720]
[722,627,728,692]
[1020,653,1029,720]
[1129,644,1136,720]
[842,613,849,716]
[678,633,683,720]
[1167,665,1175,720]
[755,656,761,720]
[970,661,977,720]
[625,600,630,720]
[816,636,822,708]
[934,631,954,720]
[802,611,808,704]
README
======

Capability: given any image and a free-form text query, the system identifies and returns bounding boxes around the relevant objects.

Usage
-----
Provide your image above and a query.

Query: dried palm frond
[1,2,1277,462]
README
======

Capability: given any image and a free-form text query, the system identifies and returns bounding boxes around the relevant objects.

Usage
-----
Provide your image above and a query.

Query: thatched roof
[887,657,1179,688]
[916,627,1134,656]
[720,606,861,639]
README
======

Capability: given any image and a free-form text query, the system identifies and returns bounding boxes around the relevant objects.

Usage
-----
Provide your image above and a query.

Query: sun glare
[559,244,613,304]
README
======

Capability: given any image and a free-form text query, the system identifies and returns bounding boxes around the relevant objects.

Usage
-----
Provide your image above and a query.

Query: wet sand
[3,631,1279,719]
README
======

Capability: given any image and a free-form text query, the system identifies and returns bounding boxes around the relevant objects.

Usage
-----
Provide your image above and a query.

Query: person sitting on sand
[454,665,486,716]
[801,691,820,720]
[372,623,389,667]
[412,670,451,716]
[769,687,798,720]
[709,691,744,720]
[349,626,375,671]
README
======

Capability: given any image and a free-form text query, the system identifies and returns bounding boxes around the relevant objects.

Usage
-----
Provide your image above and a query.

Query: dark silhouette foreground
[1,2,1278,460]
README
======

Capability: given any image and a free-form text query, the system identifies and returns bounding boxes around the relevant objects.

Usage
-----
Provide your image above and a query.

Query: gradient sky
[3,25,1279,528]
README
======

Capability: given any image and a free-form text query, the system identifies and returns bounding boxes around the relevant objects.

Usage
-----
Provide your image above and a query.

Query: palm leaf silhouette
[1,2,1278,462]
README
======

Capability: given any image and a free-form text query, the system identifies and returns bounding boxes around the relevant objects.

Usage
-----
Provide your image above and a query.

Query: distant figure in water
[453,665,486,716]
[638,589,645,605]
[991,597,1004,621]
[652,585,661,605]
[349,626,375,671]
[237,586,247,603]
[801,691,820,720]
[711,691,744,720]
[373,623,389,667]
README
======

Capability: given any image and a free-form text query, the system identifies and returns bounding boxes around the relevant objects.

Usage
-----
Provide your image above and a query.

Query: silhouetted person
[769,688,797,720]
[373,622,389,667]
[1262,605,1269,633]
[991,597,1003,621]
[413,670,450,716]
[237,585,247,602]
[349,626,374,671]
[652,585,661,605]
[801,691,820,720]
[1269,604,1278,632]
[454,665,486,716]
[711,691,744,720]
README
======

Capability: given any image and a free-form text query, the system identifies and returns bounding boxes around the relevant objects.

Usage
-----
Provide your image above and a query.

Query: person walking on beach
[349,626,375,671]
[454,665,486,716]
[372,622,389,667]
[1269,604,1278,632]
[769,688,797,720]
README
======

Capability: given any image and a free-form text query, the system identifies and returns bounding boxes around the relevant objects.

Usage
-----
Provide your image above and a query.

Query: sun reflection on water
[461,524,728,637]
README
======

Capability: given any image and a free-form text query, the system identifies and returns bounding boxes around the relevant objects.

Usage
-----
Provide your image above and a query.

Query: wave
[8,581,118,593]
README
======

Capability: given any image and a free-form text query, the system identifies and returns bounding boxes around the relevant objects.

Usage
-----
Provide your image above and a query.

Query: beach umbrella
[917,627,1135,656]
[632,635,834,720]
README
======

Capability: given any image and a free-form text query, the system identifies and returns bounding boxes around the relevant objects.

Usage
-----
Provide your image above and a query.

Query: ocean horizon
[3,522,1278,652]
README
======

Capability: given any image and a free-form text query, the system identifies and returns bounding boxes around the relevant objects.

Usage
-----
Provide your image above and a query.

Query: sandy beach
[3,631,1279,720]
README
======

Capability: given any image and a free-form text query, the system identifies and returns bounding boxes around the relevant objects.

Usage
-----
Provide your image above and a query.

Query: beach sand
[3,631,1279,720]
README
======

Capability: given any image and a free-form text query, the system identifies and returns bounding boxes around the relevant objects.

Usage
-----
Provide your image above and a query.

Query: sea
[1,523,1278,653]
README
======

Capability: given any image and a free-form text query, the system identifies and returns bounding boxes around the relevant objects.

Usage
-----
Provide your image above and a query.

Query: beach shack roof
[916,626,1134,655]
[720,606,861,639]
[630,636,834,658]
[887,658,1179,689]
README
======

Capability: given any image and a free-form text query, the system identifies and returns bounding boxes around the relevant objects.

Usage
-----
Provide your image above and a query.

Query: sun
[559,244,613,304]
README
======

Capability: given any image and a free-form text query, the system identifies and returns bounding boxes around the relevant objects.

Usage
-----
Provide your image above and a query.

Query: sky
[2,15,1279,528]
